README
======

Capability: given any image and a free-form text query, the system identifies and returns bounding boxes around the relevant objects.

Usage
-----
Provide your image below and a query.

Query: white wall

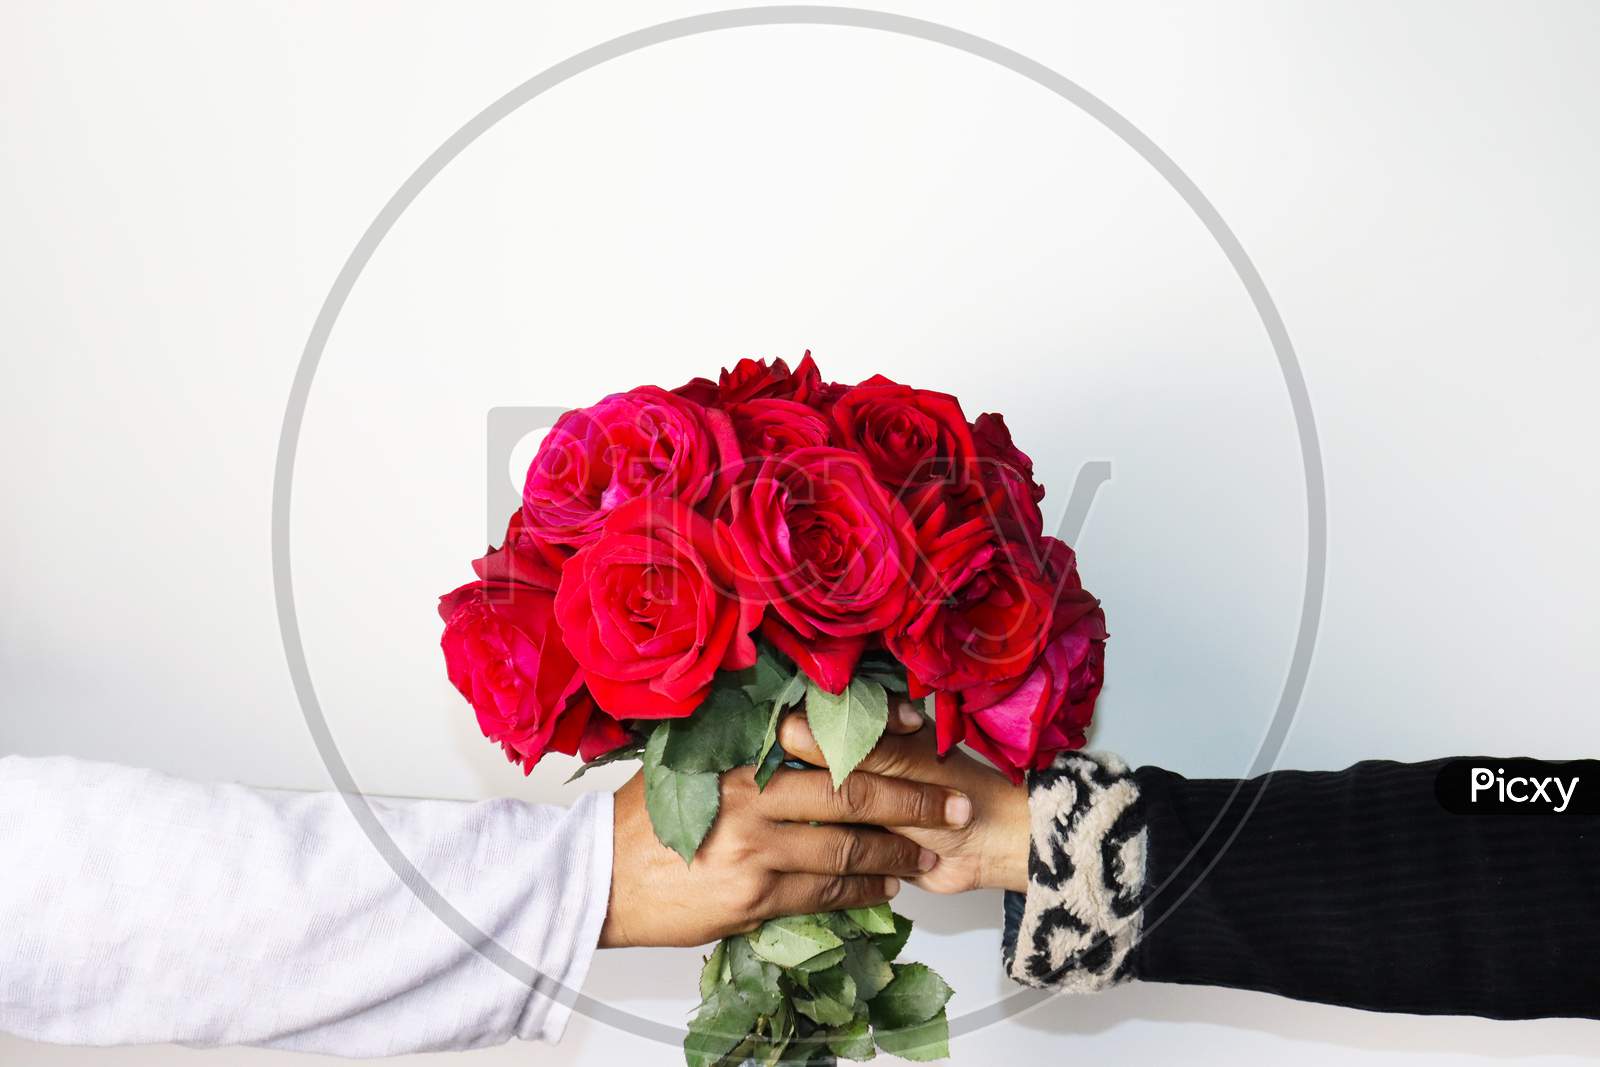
[2,1,1595,1064]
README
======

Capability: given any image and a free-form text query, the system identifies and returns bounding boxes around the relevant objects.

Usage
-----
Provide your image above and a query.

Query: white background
[2,1,1597,1064]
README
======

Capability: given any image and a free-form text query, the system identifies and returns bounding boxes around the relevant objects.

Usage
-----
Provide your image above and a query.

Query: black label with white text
[1435,759,1599,815]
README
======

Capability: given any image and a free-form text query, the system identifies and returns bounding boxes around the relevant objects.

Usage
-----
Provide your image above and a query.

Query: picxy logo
[1435,759,1598,816]
[1470,766,1579,813]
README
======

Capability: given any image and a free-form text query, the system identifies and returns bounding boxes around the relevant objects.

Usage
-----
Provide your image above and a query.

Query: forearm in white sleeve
[0,754,613,1056]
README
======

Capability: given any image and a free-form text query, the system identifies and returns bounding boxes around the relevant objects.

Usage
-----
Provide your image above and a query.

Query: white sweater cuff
[515,789,613,1043]
[0,755,615,1056]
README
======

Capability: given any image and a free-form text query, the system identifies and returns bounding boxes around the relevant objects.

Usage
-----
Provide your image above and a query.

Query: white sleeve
[0,754,614,1057]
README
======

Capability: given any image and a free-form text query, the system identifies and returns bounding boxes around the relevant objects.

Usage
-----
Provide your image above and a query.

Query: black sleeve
[1003,753,1600,1020]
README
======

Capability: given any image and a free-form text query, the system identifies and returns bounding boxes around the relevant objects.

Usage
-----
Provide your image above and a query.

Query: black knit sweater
[1001,754,1599,1020]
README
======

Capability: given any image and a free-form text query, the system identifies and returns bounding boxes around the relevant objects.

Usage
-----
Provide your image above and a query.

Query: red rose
[760,624,878,698]
[437,516,628,772]
[969,412,1046,543]
[554,497,762,717]
[829,375,978,496]
[472,508,564,587]
[810,382,849,411]
[947,613,1106,780]
[889,497,1053,695]
[930,538,1106,781]
[730,447,915,692]
[673,352,824,407]
[521,386,737,548]
[728,398,833,465]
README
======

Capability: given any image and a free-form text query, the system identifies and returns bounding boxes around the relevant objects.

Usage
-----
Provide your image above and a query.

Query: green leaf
[826,1015,876,1061]
[719,1035,759,1067]
[855,651,900,672]
[805,677,889,788]
[564,740,645,783]
[843,903,895,936]
[818,967,859,1011]
[748,915,844,969]
[853,654,909,694]
[750,654,808,793]
[725,937,783,1015]
[791,945,847,974]
[774,669,809,711]
[868,964,953,1030]
[759,999,795,1066]
[817,911,864,941]
[806,1045,844,1067]
[838,940,894,1001]
[643,724,720,864]
[663,686,768,773]
[685,985,761,1067]
[741,647,794,706]
[753,699,783,775]
[871,914,913,962]
[795,968,856,1027]
[753,735,786,791]
[853,666,909,695]
[872,1008,948,1062]
[700,939,729,1001]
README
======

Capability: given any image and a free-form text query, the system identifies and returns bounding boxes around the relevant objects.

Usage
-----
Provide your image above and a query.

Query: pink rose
[437,514,628,772]
[554,497,762,718]
[520,386,737,548]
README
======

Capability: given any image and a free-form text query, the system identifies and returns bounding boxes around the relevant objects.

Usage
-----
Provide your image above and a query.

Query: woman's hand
[600,755,971,948]
[778,703,1031,895]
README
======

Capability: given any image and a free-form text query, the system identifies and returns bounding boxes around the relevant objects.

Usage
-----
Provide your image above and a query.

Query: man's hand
[599,754,971,948]
[778,703,1031,895]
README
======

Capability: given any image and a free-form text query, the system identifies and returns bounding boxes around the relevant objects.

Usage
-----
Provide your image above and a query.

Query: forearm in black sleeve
[1001,753,1600,1020]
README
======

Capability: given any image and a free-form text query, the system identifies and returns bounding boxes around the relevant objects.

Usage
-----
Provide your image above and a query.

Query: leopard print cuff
[1003,752,1148,992]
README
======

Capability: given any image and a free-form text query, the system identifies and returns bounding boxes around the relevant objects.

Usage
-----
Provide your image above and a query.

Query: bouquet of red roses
[438,353,1106,1064]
